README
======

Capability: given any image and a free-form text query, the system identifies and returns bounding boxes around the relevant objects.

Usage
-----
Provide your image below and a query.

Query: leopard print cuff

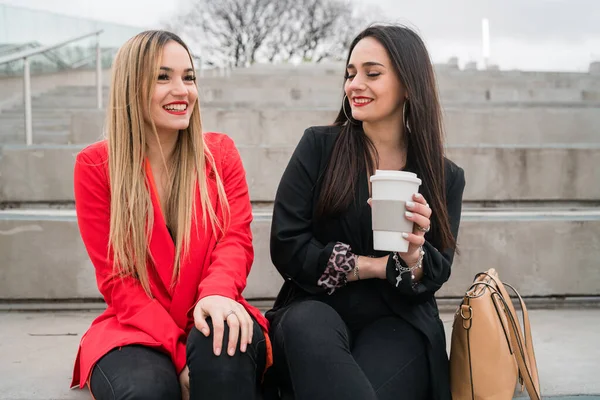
[317,242,356,295]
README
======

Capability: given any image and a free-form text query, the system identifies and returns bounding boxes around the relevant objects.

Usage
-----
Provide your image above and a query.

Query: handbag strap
[476,276,541,400]
[502,283,540,389]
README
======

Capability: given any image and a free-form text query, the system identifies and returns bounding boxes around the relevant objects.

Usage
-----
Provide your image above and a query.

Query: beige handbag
[449,268,541,400]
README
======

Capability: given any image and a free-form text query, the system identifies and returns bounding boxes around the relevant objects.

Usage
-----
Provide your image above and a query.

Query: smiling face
[148,40,198,136]
[344,36,406,125]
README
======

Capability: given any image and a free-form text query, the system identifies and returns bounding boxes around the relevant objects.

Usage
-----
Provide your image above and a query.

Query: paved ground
[0,309,598,399]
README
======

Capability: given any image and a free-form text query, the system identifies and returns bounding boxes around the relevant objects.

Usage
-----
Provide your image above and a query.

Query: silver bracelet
[392,247,425,287]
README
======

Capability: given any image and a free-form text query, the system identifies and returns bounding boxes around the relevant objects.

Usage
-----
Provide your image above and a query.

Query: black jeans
[89,319,267,400]
[270,300,430,400]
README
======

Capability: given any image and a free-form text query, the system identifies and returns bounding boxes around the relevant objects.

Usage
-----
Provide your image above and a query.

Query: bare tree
[170,0,293,67]
[298,0,352,62]
[260,0,354,63]
[167,0,380,66]
[262,4,305,62]
[313,2,383,62]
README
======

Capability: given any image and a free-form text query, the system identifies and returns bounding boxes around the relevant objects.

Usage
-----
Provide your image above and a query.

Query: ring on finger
[226,310,236,318]
[417,224,430,233]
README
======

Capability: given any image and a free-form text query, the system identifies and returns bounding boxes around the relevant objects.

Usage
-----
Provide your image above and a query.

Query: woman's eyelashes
[157,74,197,82]
[345,72,382,80]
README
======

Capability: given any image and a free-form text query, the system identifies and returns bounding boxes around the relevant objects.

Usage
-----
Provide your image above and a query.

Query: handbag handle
[474,272,539,383]
[497,282,541,400]
[470,272,541,400]
[482,280,541,400]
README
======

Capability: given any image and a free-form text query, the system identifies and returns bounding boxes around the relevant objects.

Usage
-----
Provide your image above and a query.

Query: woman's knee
[186,321,265,380]
[90,346,180,400]
[90,363,180,400]
[187,318,262,358]
[274,300,348,349]
[123,381,181,400]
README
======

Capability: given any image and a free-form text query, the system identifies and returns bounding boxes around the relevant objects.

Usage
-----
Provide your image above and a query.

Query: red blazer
[71,132,269,388]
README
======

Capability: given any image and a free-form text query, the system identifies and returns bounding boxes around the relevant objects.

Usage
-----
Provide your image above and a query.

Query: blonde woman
[70,31,271,400]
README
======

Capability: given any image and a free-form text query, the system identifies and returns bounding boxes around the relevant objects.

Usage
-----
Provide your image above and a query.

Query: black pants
[89,319,267,400]
[270,300,430,400]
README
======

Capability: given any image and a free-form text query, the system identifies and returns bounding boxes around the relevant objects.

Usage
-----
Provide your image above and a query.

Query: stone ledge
[1,310,599,399]
[1,210,598,299]
[67,107,600,146]
[1,145,599,203]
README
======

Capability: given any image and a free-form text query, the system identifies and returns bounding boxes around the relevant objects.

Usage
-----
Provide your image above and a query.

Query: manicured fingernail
[215,347,221,356]
[406,201,415,209]
[241,344,247,352]
[402,232,409,238]
[228,347,235,356]
[405,211,413,218]
[414,193,422,199]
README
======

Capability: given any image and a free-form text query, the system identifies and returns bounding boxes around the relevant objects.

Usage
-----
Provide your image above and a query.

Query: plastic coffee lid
[370,170,421,184]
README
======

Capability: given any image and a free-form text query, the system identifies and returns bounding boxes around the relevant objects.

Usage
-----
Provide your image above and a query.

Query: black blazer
[266,125,466,400]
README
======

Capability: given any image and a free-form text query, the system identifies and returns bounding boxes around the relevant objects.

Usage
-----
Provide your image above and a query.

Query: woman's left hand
[193,295,254,357]
[401,193,431,264]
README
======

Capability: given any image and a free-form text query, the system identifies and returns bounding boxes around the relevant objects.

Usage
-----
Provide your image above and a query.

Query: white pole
[482,18,490,70]
[96,33,102,109]
[24,57,33,145]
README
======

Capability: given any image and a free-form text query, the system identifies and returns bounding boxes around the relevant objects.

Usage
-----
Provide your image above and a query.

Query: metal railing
[0,30,104,145]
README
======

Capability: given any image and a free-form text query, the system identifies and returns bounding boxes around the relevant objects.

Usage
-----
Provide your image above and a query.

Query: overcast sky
[2,0,599,71]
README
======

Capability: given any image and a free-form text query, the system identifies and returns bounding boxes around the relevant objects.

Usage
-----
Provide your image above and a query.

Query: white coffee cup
[370,170,422,252]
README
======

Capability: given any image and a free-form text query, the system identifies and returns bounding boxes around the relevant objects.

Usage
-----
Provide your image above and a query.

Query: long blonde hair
[107,30,230,296]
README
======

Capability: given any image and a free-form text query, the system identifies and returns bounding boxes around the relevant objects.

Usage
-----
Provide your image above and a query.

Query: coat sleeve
[385,165,466,300]
[74,151,187,373]
[196,136,253,302]
[270,128,336,294]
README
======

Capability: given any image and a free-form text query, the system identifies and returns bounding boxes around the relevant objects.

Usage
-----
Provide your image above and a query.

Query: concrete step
[0,123,71,132]
[0,113,72,120]
[0,208,599,300]
[0,108,96,114]
[0,133,70,145]
[47,85,110,92]
[59,84,600,104]
[1,144,599,203]
[0,310,600,400]
[29,82,600,110]
[0,112,71,120]
[43,90,110,97]
[58,106,600,147]
[197,68,600,87]
[1,309,598,399]
[202,107,600,147]
[28,102,107,110]
[0,126,71,136]
[0,121,70,130]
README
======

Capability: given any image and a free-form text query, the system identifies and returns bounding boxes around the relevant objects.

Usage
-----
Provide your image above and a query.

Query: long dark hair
[316,24,455,252]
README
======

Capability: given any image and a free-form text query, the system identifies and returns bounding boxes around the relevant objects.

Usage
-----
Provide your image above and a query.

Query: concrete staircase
[1,64,600,399]
[1,66,599,302]
[0,85,110,145]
